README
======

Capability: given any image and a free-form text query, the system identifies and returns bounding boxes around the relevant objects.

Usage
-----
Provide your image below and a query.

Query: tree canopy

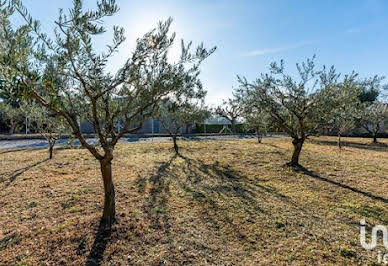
[0,0,215,224]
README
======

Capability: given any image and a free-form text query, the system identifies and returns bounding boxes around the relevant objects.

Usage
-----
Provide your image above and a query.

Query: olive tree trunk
[257,132,262,143]
[337,133,342,149]
[172,135,179,154]
[231,119,236,134]
[291,138,304,166]
[48,139,56,159]
[373,133,378,143]
[100,157,115,225]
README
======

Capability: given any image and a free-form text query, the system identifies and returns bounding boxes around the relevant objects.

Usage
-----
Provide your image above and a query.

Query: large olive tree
[2,0,215,225]
[238,57,342,166]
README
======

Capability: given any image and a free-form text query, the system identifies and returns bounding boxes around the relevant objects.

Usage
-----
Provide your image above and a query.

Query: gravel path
[0,135,274,150]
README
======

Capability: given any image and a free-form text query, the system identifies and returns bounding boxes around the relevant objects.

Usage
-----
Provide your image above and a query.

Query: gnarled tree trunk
[100,156,115,225]
[291,138,304,166]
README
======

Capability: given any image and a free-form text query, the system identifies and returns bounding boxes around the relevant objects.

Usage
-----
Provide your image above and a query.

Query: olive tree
[26,104,69,159]
[324,75,362,149]
[235,88,270,143]
[154,41,210,154]
[157,100,210,154]
[243,108,270,143]
[238,57,341,166]
[215,97,243,134]
[360,101,388,143]
[3,0,215,225]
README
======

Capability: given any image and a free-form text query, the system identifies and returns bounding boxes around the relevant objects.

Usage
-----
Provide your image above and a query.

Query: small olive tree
[154,56,209,154]
[360,101,388,143]
[243,108,270,143]
[3,0,215,225]
[324,75,362,149]
[215,97,243,134]
[238,57,341,166]
[25,104,69,159]
[157,100,210,154]
[235,88,270,143]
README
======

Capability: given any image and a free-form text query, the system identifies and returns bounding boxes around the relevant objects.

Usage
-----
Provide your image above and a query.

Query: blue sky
[19,0,388,106]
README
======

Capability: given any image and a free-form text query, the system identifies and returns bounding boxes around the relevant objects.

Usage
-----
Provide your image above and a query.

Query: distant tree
[0,102,24,134]
[243,108,270,143]
[157,100,210,154]
[360,101,388,143]
[26,104,69,159]
[323,76,363,149]
[154,58,209,154]
[2,0,215,225]
[238,57,346,166]
[235,88,270,143]
[215,97,243,134]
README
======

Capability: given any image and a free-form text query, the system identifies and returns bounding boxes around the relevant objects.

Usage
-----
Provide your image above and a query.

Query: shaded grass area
[0,137,388,265]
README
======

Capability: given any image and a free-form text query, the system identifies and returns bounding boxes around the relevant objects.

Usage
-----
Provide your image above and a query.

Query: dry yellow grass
[0,137,388,265]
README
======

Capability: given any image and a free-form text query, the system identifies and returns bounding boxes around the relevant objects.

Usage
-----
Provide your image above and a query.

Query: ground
[0,137,387,265]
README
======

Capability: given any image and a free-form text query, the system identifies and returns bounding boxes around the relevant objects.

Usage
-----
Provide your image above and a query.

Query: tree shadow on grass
[295,165,388,204]
[177,154,288,213]
[0,148,32,155]
[310,139,388,152]
[174,154,291,247]
[1,158,49,185]
[184,154,289,233]
[85,220,112,266]
[134,153,289,260]
[144,154,177,233]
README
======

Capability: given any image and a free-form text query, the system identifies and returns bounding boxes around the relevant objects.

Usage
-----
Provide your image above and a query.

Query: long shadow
[310,139,388,152]
[85,220,112,266]
[176,154,289,237]
[133,153,289,256]
[0,148,32,154]
[179,154,288,205]
[84,157,178,266]
[2,158,49,184]
[296,165,388,204]
[144,154,177,232]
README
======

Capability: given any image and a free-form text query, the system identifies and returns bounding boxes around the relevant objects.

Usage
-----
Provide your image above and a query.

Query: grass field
[1,137,388,265]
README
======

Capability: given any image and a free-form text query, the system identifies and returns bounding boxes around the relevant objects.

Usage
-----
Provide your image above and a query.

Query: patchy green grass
[0,136,387,265]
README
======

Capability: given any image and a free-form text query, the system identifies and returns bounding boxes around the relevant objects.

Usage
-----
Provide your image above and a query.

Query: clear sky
[19,0,388,106]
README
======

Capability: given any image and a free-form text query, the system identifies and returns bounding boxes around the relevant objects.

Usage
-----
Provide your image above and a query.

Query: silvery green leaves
[237,57,367,164]
[4,0,215,158]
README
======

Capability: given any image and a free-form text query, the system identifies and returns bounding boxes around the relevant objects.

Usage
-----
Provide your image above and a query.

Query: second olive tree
[238,57,344,166]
